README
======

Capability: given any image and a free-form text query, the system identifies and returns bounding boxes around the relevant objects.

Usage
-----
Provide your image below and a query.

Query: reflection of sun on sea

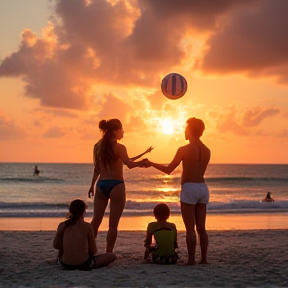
[161,118,174,134]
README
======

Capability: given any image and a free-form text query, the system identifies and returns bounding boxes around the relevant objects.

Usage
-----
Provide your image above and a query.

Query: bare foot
[45,258,58,265]
[187,260,195,265]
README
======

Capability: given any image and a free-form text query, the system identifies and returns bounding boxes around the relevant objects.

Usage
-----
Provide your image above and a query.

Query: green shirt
[144,221,178,251]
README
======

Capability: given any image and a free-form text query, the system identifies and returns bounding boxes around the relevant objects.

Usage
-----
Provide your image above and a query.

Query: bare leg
[195,203,208,264]
[93,252,117,268]
[91,187,109,238]
[181,202,196,265]
[106,183,126,252]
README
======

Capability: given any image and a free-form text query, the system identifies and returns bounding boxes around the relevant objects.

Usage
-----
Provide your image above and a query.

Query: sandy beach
[1,229,288,287]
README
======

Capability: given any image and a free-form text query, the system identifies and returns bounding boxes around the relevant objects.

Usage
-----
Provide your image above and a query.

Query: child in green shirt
[144,203,178,264]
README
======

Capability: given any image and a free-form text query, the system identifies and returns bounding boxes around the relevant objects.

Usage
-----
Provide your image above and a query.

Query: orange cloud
[199,0,288,84]
[0,0,287,117]
[207,105,281,136]
[97,92,132,121]
[0,0,263,112]
[0,112,26,140]
[240,107,280,127]
[42,126,66,138]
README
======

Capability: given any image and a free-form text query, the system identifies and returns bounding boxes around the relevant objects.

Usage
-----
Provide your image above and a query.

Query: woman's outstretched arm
[130,146,154,161]
[119,144,147,169]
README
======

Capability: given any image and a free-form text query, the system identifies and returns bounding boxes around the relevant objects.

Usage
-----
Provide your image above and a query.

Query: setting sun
[161,118,175,134]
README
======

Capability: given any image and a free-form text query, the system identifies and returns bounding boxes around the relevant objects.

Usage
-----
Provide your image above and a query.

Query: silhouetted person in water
[263,192,274,202]
[33,166,40,176]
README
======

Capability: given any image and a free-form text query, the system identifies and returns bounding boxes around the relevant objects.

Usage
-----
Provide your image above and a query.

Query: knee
[110,252,117,262]
[91,217,102,226]
[108,224,118,231]
[186,229,196,237]
[196,227,207,236]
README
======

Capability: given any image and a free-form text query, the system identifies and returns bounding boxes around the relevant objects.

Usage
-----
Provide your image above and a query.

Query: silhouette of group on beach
[53,117,211,270]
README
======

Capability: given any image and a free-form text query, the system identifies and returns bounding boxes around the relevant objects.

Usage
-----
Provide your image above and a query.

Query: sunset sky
[0,0,287,164]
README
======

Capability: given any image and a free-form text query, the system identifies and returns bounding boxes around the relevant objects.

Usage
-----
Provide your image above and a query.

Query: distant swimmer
[263,191,274,202]
[33,165,40,176]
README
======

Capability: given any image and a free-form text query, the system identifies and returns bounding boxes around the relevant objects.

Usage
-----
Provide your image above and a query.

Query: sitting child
[144,203,178,264]
[53,199,116,270]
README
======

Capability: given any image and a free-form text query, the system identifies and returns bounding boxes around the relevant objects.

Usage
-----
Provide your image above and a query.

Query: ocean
[1,163,288,219]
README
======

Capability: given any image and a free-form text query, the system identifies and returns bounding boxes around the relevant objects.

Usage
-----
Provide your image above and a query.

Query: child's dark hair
[153,203,170,221]
[65,199,87,228]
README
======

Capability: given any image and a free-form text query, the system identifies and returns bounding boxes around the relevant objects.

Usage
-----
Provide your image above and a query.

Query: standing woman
[88,119,152,252]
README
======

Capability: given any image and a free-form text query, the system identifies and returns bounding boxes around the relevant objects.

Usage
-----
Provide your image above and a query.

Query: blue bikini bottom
[96,179,124,198]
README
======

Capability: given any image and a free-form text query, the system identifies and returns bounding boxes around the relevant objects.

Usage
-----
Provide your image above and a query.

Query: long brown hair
[96,119,122,168]
[65,199,87,228]
[58,199,87,259]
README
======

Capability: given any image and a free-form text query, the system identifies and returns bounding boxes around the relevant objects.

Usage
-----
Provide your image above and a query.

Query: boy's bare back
[180,140,210,184]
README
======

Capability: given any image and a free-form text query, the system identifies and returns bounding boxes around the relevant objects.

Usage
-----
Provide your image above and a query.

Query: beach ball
[161,73,187,100]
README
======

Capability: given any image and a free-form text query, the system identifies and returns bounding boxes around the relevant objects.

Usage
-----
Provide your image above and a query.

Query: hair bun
[99,120,107,131]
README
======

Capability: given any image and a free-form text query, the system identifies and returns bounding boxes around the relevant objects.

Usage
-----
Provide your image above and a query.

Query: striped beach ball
[161,73,187,100]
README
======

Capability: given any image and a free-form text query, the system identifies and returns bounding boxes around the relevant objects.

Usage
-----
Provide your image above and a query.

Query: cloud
[207,105,281,136]
[124,115,146,133]
[240,107,280,127]
[0,25,94,109]
[277,129,288,138]
[97,92,132,121]
[199,0,288,84]
[42,126,66,138]
[0,112,26,140]
[0,0,288,110]
[0,0,266,111]
[33,107,79,118]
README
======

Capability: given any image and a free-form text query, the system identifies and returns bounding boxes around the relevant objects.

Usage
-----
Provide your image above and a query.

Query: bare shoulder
[57,221,66,231]
[115,143,126,153]
[177,145,187,153]
[83,221,93,230]
[116,143,125,149]
[201,142,211,154]
[168,222,177,229]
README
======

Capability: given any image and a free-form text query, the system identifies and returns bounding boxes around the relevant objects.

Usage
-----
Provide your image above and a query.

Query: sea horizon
[1,163,288,231]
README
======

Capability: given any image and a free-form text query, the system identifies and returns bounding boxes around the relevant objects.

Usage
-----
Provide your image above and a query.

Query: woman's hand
[145,146,154,153]
[88,186,94,198]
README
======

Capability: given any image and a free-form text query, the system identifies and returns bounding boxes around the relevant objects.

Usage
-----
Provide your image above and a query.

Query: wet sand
[1,212,288,231]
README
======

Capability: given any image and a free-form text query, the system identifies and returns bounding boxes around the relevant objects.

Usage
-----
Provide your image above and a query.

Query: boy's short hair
[153,203,170,221]
[186,117,205,138]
